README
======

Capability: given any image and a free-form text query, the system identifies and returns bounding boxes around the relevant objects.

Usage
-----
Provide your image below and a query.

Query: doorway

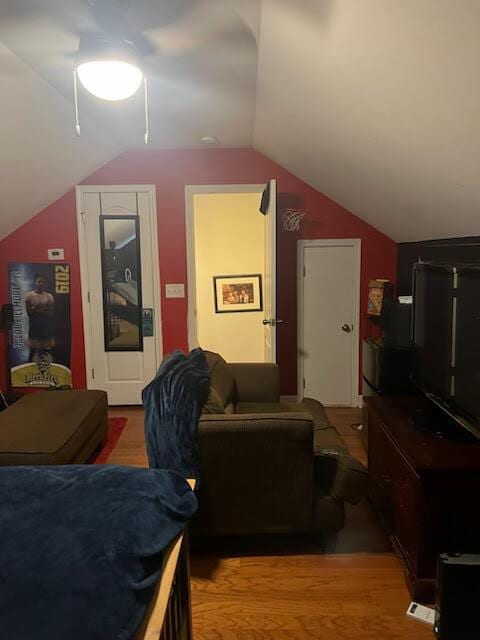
[298,239,361,406]
[185,183,277,363]
[76,185,162,405]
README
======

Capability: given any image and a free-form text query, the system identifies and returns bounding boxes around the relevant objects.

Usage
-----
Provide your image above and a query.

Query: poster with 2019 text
[8,263,72,388]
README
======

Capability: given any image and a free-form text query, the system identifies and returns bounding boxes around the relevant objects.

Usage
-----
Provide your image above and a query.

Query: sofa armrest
[228,363,280,403]
[314,450,368,505]
[196,413,313,534]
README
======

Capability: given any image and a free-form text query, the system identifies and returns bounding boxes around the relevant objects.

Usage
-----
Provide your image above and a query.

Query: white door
[77,186,162,405]
[300,241,360,406]
[263,179,277,362]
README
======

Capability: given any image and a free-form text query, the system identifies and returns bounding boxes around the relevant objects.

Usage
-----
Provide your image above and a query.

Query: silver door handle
[341,324,352,333]
[263,318,284,326]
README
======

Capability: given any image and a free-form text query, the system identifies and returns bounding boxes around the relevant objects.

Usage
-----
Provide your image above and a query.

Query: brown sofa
[194,351,367,537]
[0,390,108,466]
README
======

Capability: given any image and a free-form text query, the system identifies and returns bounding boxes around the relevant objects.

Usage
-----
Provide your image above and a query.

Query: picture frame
[213,274,263,313]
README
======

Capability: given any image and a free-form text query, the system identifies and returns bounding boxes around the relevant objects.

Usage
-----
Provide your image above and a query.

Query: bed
[136,531,193,640]
[136,479,195,640]
[0,468,197,640]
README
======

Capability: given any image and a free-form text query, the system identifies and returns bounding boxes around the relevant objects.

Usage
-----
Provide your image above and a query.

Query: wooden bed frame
[135,481,195,640]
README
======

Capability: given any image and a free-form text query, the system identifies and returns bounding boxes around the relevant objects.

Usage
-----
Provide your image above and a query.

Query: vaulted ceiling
[255,0,480,242]
[0,0,260,239]
[1,0,480,242]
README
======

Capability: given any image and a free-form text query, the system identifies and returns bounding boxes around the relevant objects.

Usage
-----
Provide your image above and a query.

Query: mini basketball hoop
[282,208,305,232]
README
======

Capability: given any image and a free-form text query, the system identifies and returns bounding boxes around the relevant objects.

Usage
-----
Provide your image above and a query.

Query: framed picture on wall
[213,274,263,313]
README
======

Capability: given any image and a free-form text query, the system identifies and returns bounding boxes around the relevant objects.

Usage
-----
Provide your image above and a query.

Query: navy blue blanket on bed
[143,348,210,479]
[0,465,197,640]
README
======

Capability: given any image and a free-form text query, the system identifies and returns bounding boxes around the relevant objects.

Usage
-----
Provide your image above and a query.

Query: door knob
[263,318,284,326]
[341,324,352,333]
[263,319,272,326]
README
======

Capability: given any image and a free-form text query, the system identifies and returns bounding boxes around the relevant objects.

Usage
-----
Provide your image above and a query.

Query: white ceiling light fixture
[73,36,149,143]
[77,60,143,101]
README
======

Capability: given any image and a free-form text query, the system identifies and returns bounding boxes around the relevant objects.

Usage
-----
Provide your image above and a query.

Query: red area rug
[91,417,127,464]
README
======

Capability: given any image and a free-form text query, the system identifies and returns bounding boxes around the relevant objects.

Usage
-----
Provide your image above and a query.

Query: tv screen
[412,263,453,399]
[412,262,480,440]
[453,267,480,426]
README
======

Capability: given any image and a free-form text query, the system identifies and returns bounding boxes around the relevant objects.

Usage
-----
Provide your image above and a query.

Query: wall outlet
[165,283,185,299]
[48,248,64,260]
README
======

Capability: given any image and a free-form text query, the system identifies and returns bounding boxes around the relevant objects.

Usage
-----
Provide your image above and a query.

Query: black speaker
[0,304,13,332]
[435,553,480,638]
[381,299,412,348]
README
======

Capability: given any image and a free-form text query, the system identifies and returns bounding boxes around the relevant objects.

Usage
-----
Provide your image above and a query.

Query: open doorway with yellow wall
[185,183,277,363]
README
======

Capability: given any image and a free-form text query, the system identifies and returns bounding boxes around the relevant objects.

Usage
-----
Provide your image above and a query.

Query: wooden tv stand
[365,396,480,602]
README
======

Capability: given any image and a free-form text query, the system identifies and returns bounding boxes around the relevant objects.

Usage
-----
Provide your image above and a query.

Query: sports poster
[8,263,72,388]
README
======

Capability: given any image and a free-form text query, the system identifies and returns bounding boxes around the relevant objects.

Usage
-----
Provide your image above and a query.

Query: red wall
[0,148,396,395]
[0,191,87,390]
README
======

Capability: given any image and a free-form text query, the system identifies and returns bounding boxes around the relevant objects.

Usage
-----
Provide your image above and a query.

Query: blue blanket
[0,465,197,640]
[143,348,210,479]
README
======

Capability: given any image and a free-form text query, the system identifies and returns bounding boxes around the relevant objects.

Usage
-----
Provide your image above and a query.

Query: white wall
[255,0,480,242]
[0,42,121,240]
[194,192,266,362]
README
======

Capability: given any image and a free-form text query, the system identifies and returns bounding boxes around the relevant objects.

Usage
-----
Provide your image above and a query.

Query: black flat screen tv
[412,262,480,441]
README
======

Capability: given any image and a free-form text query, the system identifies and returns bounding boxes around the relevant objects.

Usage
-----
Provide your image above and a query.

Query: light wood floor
[107,406,432,639]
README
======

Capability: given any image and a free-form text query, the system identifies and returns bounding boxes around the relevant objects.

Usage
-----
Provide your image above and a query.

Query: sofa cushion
[313,427,348,454]
[204,351,236,407]
[298,397,348,454]
[236,397,347,455]
[202,387,225,414]
[298,397,332,429]
[236,401,307,414]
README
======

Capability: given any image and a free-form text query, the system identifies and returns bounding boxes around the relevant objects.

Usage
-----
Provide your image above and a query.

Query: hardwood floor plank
[107,407,147,467]
[108,405,431,639]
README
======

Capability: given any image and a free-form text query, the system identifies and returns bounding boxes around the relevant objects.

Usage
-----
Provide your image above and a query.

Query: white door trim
[184,184,265,351]
[297,238,361,407]
[75,184,162,392]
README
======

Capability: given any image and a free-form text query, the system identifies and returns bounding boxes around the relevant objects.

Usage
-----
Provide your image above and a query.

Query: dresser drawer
[389,444,421,572]
[367,413,394,518]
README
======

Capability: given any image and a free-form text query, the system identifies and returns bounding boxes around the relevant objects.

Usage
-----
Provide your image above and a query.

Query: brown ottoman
[0,390,108,466]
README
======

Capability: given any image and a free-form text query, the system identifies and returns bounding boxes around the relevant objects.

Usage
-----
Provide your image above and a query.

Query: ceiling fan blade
[124,0,197,32]
[142,2,255,57]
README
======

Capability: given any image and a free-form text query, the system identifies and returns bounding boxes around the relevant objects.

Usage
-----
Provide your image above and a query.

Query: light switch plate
[165,283,185,299]
[48,248,64,260]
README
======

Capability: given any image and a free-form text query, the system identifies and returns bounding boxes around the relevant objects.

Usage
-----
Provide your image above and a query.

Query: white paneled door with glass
[76,185,162,405]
